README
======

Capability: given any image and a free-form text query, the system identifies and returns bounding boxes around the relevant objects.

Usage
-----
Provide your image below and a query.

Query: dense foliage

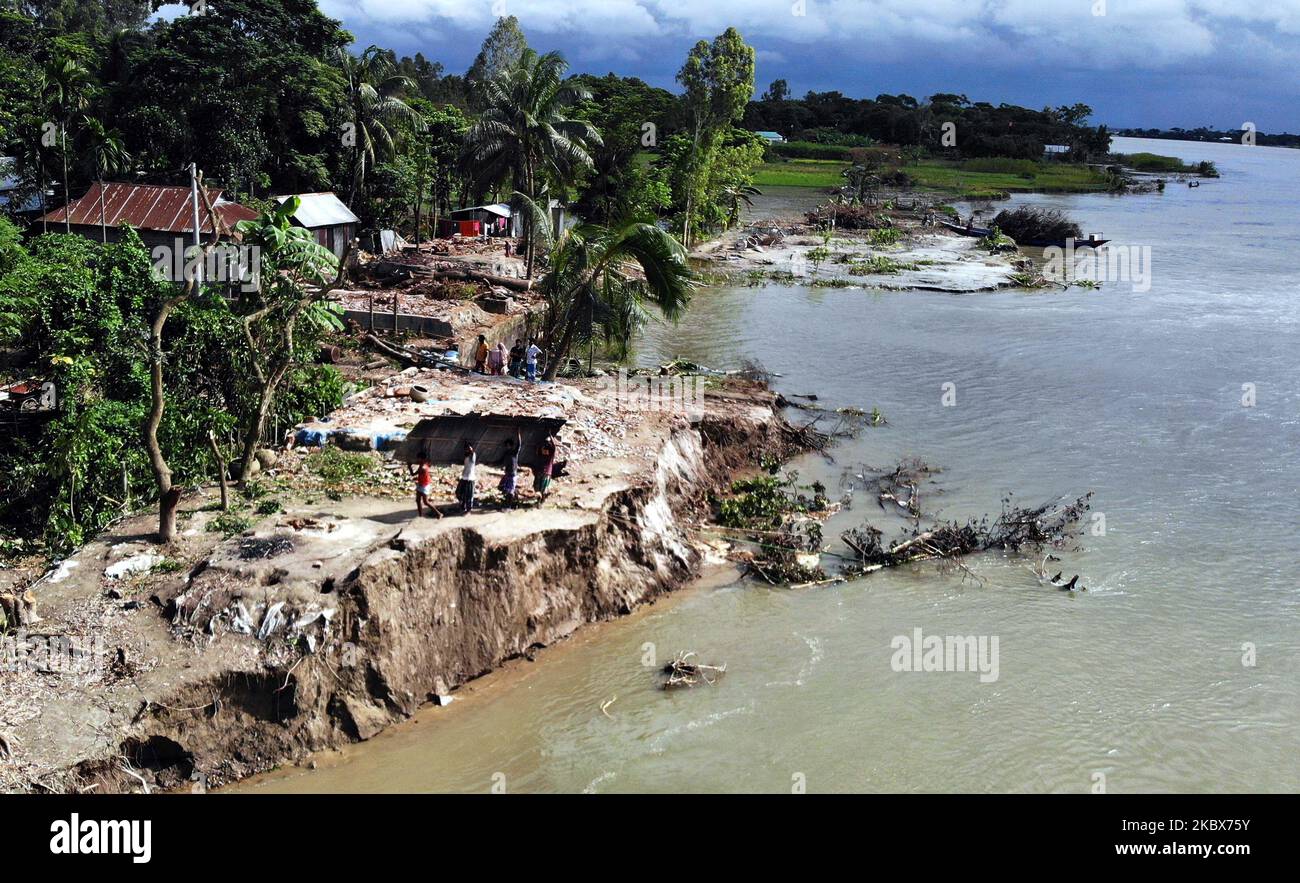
[744,89,1112,160]
[0,225,343,551]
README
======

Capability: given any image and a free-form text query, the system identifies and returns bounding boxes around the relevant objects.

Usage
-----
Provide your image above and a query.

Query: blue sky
[313,0,1300,131]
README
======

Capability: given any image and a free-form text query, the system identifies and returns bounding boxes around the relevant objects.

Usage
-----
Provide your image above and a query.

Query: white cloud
[319,0,1300,71]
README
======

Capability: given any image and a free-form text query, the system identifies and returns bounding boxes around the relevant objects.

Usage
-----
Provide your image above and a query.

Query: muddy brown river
[235,137,1300,793]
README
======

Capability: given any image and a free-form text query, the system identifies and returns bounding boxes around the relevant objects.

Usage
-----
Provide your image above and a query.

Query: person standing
[508,338,524,378]
[473,335,489,374]
[498,431,520,506]
[494,341,509,375]
[455,442,477,514]
[533,434,556,502]
[486,340,504,375]
[408,455,434,518]
[525,338,543,382]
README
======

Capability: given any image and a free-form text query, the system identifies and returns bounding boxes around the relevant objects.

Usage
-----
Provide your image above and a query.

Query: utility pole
[190,162,203,286]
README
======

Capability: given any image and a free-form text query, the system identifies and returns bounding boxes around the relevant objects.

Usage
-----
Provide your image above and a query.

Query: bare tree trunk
[144,175,222,542]
[207,430,229,511]
[542,309,578,381]
[236,377,282,486]
[145,297,182,542]
[61,129,70,234]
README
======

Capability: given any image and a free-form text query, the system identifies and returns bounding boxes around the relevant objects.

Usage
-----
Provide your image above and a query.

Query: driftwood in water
[662,651,727,689]
[842,489,1093,577]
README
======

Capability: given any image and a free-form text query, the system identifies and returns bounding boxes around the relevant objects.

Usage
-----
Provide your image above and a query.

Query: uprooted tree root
[713,472,831,584]
[841,491,1094,579]
[661,651,727,689]
[842,457,939,519]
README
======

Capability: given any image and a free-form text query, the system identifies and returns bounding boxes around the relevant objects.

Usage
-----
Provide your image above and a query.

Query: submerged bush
[990,206,1081,242]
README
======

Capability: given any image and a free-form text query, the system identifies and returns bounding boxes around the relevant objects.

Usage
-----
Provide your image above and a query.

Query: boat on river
[940,220,1109,249]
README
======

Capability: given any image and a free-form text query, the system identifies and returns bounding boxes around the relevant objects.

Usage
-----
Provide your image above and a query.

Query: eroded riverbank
[0,372,807,793]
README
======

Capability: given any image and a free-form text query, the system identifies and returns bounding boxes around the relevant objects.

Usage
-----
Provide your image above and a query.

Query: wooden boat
[940,220,1108,249]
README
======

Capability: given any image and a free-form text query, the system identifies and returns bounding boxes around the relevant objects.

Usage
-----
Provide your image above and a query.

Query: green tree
[335,45,425,209]
[40,53,95,233]
[761,78,789,102]
[230,196,348,484]
[465,15,528,109]
[516,195,694,381]
[675,28,755,246]
[79,117,130,242]
[463,48,601,277]
[111,0,351,194]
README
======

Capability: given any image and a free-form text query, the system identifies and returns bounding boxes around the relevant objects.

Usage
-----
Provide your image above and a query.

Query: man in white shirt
[455,443,476,514]
[525,339,543,382]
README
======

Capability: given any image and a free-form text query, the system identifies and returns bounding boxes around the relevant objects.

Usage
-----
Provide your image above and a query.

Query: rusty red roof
[38,182,258,234]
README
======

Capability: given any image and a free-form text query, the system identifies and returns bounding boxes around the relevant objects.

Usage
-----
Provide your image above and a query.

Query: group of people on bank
[472,335,545,382]
[408,431,558,518]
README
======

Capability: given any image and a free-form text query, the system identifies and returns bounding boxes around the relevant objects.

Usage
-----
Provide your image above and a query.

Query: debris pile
[661,651,726,689]
[289,369,656,465]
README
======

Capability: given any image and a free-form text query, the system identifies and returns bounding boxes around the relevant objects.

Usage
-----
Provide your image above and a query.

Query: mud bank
[1,386,803,793]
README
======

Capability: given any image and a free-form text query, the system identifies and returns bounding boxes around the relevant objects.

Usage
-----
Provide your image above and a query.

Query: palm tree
[334,46,424,208]
[40,56,95,233]
[81,118,130,242]
[462,49,601,278]
[721,182,761,228]
[515,195,695,381]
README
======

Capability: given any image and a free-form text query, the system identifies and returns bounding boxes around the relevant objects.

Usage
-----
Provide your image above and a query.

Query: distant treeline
[1115,127,1300,148]
[742,85,1113,160]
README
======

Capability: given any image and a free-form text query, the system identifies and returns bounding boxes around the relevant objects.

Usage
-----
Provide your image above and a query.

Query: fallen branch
[662,651,727,689]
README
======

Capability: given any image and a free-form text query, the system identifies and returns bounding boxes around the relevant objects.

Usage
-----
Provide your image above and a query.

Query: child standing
[498,431,520,506]
[455,443,477,514]
[533,435,556,502]
[409,455,433,518]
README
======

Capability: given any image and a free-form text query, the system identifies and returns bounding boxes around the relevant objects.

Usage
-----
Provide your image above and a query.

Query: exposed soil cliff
[3,386,803,793]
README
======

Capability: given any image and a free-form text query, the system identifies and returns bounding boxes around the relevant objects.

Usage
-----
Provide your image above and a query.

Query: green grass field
[907,159,1112,196]
[753,159,851,188]
[754,156,1112,197]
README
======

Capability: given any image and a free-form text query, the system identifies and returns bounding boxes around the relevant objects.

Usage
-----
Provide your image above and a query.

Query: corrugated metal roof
[275,192,359,228]
[395,413,565,468]
[448,203,512,218]
[38,182,257,234]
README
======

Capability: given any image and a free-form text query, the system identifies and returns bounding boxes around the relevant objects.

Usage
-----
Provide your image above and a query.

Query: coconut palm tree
[515,195,694,381]
[81,118,130,242]
[40,56,95,233]
[462,49,601,278]
[334,46,425,208]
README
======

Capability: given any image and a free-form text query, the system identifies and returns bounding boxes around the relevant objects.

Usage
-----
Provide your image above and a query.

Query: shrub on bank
[990,206,1081,242]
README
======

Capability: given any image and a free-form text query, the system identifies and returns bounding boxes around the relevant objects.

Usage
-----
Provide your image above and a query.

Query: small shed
[394,413,564,469]
[276,192,358,263]
[443,203,514,237]
[754,131,786,143]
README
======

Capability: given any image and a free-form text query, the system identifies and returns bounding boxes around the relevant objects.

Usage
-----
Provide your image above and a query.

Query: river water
[238,137,1299,794]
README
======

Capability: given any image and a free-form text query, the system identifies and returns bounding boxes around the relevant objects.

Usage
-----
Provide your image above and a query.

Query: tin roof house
[37,182,256,247]
[275,192,359,263]
[442,202,516,238]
